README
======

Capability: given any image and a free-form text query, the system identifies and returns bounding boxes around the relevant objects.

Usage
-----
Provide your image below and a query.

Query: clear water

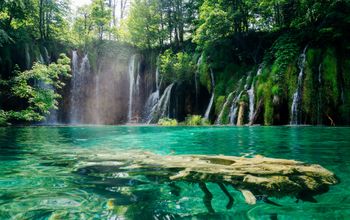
[1,126,350,219]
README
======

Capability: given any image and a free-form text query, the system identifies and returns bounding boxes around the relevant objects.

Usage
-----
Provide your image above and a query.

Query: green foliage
[322,48,339,109]
[185,115,210,126]
[197,53,211,91]
[1,54,71,123]
[121,0,162,48]
[270,35,299,82]
[302,48,321,124]
[215,96,225,115]
[157,117,178,126]
[159,49,195,83]
[263,80,274,125]
[0,110,9,126]
[339,59,350,124]
[73,0,113,44]
[193,1,233,48]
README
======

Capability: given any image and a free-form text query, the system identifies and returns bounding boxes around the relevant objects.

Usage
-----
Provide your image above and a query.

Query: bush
[1,54,71,124]
[0,110,9,126]
[185,115,210,126]
[159,49,195,84]
[158,118,178,126]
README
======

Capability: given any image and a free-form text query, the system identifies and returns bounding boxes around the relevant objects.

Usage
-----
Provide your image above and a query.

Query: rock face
[75,151,338,207]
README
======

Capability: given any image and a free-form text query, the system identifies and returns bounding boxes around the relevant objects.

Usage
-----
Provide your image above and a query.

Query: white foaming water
[290,46,308,125]
[216,92,235,124]
[204,69,215,119]
[148,83,174,123]
[69,51,90,124]
[127,55,137,122]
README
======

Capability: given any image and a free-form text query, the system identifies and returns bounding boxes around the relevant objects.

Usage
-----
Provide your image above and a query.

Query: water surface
[0,126,349,219]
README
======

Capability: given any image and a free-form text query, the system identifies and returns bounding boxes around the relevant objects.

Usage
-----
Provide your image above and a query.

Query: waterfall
[43,47,50,63]
[69,51,90,124]
[144,90,159,122]
[127,55,137,122]
[38,53,45,64]
[248,68,260,124]
[247,82,255,123]
[144,67,162,122]
[204,69,215,119]
[229,91,243,125]
[290,46,308,125]
[215,92,234,124]
[195,54,203,109]
[257,66,262,76]
[25,44,31,69]
[204,93,214,119]
[148,83,174,123]
[136,73,141,95]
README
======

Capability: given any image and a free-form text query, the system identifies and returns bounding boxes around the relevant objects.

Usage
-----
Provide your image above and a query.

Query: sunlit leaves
[3,54,71,123]
[159,49,195,83]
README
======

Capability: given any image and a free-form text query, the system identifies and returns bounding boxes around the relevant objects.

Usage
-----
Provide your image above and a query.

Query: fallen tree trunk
[75,151,338,203]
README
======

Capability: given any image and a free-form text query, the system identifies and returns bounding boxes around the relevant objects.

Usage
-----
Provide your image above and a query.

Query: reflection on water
[0,126,350,219]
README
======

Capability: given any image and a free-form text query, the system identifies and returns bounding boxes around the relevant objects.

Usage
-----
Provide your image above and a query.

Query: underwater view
[1,126,349,219]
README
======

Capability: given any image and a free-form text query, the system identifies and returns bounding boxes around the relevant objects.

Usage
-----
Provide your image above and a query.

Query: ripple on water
[0,126,349,219]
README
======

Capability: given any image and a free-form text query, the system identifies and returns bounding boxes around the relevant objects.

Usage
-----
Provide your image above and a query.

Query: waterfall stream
[215,92,234,124]
[229,91,243,125]
[144,68,161,122]
[290,46,308,125]
[195,54,203,109]
[204,69,215,119]
[25,44,31,69]
[128,55,137,122]
[148,83,174,123]
[69,51,90,124]
[248,68,260,124]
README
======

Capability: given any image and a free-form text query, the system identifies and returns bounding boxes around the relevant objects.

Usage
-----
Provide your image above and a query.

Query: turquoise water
[0,126,350,219]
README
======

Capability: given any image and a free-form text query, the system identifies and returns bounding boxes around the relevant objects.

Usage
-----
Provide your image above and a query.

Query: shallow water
[0,126,350,219]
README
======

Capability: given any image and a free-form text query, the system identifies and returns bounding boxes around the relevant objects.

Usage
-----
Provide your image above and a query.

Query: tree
[123,0,162,48]
[91,0,112,40]
[0,54,71,124]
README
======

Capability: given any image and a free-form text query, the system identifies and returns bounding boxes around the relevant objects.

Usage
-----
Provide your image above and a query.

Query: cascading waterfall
[43,47,50,63]
[69,51,90,124]
[144,67,162,122]
[195,54,203,109]
[127,55,136,122]
[229,91,243,125]
[247,83,255,123]
[148,83,174,123]
[25,44,31,69]
[204,69,215,119]
[248,69,260,124]
[38,53,45,64]
[215,92,234,124]
[257,66,262,76]
[290,46,308,125]
[136,73,141,95]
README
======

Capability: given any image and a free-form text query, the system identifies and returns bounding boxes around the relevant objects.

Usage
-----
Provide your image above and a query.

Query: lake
[0,126,349,219]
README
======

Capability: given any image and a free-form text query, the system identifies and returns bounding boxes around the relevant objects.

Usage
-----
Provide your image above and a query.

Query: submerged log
[76,151,337,199]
